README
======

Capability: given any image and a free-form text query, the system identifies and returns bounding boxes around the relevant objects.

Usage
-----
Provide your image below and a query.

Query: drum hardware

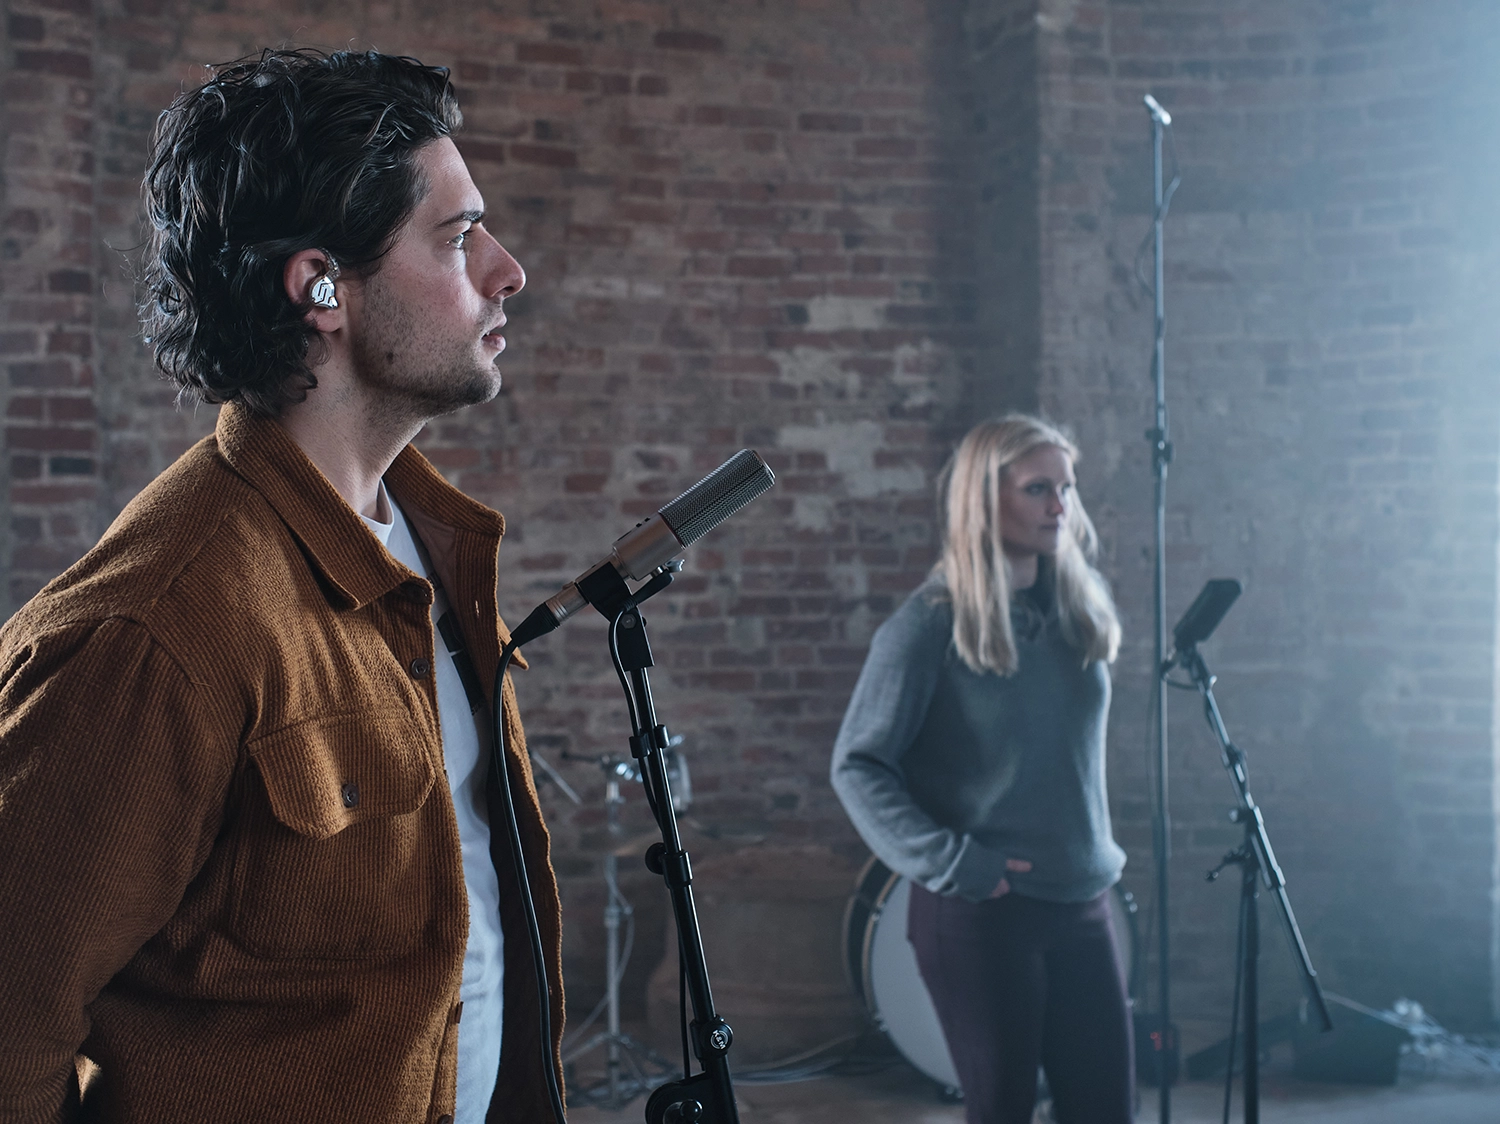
[842,856,1140,1101]
[559,742,691,1107]
[564,739,691,810]
[528,747,583,805]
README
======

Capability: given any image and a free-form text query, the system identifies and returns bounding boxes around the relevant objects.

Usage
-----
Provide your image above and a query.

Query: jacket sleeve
[829,596,1010,901]
[0,618,235,1122]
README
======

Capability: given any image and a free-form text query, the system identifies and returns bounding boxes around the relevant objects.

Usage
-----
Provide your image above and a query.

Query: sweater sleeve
[0,618,235,1122]
[829,592,1010,901]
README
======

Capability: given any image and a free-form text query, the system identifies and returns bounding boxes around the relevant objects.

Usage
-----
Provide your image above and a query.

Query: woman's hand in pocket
[990,857,1033,898]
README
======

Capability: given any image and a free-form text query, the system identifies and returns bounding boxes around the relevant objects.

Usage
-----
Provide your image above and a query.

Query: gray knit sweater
[830,577,1126,904]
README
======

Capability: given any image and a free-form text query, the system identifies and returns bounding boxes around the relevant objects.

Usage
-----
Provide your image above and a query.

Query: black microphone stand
[1171,644,1333,1123]
[572,558,739,1124]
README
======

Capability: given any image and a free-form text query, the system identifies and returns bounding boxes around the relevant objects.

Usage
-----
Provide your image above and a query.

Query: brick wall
[440,3,997,1017]
[3,0,1498,1058]
[1034,0,1500,1032]
[2,0,101,607]
[965,0,1043,415]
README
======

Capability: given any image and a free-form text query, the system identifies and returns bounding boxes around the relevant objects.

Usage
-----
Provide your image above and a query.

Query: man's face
[345,137,525,424]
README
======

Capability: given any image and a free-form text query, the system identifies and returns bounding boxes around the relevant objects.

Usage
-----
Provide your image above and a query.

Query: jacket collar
[214,403,505,611]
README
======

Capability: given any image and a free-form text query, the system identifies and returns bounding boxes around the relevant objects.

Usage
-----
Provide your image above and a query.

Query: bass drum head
[865,872,960,1089]
[847,856,1137,1093]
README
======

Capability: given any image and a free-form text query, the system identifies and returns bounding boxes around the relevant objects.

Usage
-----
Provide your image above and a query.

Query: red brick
[565,223,631,246]
[693,106,790,130]
[6,425,94,452]
[509,144,577,169]
[854,137,917,159]
[47,513,80,537]
[15,50,91,79]
[653,30,724,52]
[797,112,863,133]
[7,14,45,40]
[617,202,674,224]
[726,256,791,278]
[45,396,94,421]
[9,360,83,388]
[457,139,506,165]
[45,330,91,356]
[517,43,584,66]
[2,208,42,234]
[0,331,39,356]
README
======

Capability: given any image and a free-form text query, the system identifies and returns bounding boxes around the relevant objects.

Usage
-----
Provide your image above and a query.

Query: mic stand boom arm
[1177,645,1334,1041]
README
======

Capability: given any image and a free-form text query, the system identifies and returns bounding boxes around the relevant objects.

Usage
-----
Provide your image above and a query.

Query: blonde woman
[831,415,1132,1124]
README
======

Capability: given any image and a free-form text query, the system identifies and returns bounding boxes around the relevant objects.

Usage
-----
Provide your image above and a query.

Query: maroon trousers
[908,885,1135,1124]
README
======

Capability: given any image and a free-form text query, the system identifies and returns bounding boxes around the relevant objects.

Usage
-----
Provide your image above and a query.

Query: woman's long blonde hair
[935,414,1121,675]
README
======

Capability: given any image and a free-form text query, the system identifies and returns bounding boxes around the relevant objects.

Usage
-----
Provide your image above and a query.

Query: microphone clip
[1160,642,1195,678]
[508,560,682,651]
[579,559,681,623]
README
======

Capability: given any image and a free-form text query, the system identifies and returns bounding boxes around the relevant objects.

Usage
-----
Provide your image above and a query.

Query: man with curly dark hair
[0,49,561,1124]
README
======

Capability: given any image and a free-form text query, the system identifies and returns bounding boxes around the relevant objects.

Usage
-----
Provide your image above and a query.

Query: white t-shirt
[362,483,504,1124]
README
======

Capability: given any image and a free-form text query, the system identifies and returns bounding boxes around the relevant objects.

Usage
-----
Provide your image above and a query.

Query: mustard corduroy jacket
[0,404,563,1123]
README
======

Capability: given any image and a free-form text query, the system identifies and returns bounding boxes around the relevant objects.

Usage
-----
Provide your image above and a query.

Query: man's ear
[283,249,344,331]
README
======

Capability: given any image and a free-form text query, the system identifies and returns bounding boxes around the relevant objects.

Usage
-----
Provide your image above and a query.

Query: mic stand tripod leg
[1243,844,1260,1124]
[1207,823,1263,1124]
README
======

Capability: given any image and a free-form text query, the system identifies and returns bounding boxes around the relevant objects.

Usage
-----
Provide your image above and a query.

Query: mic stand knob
[647,1073,717,1124]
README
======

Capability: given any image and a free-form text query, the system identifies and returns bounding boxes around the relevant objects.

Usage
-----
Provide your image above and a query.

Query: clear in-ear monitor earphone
[310,252,340,309]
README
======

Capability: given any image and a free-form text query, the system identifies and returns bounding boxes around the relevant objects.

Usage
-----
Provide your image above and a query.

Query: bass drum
[842,856,1139,1091]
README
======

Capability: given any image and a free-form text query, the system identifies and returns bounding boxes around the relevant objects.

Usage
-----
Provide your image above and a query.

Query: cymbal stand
[562,753,674,1107]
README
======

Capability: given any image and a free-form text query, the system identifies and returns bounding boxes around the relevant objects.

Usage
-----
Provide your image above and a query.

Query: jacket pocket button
[410,656,431,678]
[340,782,359,808]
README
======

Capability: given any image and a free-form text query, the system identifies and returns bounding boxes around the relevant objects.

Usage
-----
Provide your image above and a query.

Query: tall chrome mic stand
[1142,90,1180,1123]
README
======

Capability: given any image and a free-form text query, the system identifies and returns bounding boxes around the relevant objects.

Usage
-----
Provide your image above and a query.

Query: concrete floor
[565,1061,1500,1123]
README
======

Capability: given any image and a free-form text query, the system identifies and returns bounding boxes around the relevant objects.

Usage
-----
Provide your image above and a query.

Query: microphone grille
[660,450,775,546]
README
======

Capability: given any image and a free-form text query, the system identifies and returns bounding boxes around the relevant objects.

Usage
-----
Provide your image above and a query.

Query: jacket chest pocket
[232,709,444,960]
